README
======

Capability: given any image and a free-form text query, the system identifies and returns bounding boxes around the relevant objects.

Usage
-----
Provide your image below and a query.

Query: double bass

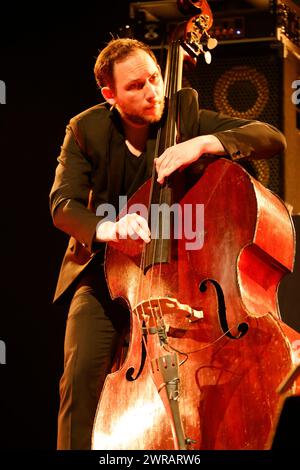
[92,0,300,450]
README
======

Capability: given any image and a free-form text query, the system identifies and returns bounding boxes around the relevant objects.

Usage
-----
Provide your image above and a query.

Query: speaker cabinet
[183,40,300,212]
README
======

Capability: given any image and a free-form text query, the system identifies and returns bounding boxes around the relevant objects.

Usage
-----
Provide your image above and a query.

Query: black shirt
[122,146,149,199]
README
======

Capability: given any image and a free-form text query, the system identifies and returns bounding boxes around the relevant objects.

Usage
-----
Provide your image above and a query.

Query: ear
[101,86,116,105]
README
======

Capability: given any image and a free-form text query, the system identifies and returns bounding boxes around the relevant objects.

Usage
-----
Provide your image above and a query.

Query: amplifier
[209,0,277,41]
[277,0,300,47]
[129,1,300,51]
[209,1,300,47]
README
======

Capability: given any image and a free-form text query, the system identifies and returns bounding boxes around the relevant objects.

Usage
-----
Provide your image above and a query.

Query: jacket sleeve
[49,119,102,253]
[198,109,287,160]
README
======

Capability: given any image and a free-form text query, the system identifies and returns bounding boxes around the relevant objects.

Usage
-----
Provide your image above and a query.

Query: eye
[127,82,144,91]
[149,73,159,83]
[127,83,137,90]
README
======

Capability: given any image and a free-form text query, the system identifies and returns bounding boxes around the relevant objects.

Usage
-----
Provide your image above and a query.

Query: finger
[134,214,151,237]
[116,220,129,240]
[155,151,174,173]
[126,222,149,242]
[157,160,178,183]
[157,149,184,183]
[131,218,151,243]
[118,214,151,242]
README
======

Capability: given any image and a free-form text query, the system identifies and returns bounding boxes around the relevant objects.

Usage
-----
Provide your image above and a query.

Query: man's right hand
[96,213,151,243]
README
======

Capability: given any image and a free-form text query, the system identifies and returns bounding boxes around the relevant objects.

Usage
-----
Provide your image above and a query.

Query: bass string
[133,41,183,358]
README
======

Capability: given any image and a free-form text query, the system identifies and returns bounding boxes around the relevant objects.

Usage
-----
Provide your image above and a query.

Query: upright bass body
[92,158,300,450]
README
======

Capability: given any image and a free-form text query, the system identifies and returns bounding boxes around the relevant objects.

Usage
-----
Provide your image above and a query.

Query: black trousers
[57,263,129,450]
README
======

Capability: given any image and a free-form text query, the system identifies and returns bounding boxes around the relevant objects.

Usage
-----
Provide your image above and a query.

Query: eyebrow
[126,71,159,86]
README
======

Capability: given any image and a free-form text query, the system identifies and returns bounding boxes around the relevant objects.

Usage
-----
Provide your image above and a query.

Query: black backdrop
[0,1,131,450]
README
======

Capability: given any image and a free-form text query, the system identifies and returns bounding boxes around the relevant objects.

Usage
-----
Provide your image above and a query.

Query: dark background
[0,1,131,449]
[0,0,300,452]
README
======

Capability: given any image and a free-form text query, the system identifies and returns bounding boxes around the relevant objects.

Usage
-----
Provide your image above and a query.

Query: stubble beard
[117,99,165,126]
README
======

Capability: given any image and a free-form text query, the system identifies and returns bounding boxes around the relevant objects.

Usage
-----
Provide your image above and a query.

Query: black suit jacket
[49,88,286,302]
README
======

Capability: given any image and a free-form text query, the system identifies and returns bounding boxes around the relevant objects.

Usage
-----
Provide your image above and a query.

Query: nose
[144,79,157,100]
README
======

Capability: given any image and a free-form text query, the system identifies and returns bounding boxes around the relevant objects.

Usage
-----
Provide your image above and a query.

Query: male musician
[50,37,286,449]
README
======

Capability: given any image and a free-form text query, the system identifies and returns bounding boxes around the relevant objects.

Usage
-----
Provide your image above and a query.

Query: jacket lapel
[107,109,126,215]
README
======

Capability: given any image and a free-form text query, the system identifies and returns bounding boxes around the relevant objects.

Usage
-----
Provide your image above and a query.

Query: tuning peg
[207,37,218,50]
[204,50,212,64]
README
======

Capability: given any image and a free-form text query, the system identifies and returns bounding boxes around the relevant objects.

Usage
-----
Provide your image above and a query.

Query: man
[50,38,286,449]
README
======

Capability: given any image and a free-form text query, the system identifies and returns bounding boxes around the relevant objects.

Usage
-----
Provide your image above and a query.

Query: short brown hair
[94,38,158,90]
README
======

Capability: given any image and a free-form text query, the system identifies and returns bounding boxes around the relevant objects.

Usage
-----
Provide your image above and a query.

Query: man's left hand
[154,135,225,184]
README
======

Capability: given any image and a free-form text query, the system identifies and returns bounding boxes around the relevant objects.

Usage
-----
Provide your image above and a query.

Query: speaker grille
[183,41,284,196]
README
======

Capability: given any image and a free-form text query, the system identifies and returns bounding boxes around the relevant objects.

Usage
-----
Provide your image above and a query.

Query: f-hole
[199,279,249,339]
[125,321,148,381]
